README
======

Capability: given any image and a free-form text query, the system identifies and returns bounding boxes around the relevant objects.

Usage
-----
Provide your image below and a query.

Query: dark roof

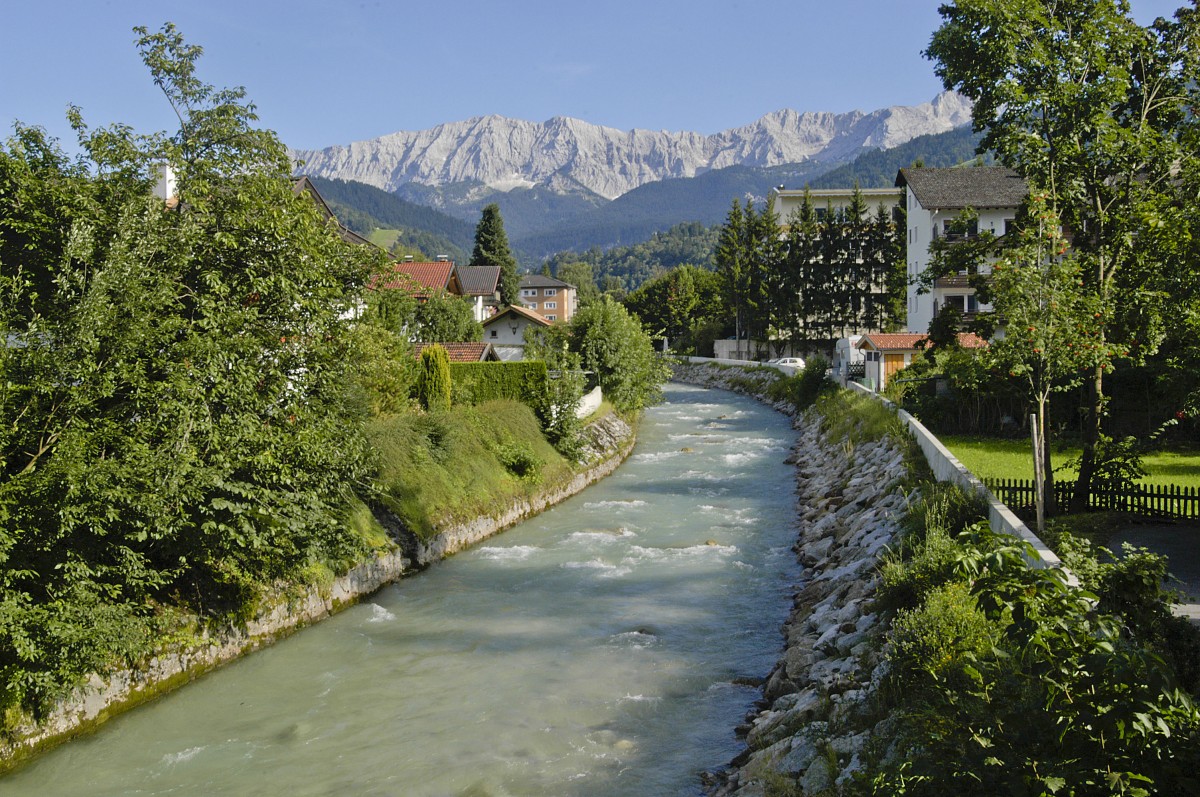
[519,274,575,290]
[457,265,501,296]
[481,304,553,329]
[413,342,499,362]
[896,167,1027,210]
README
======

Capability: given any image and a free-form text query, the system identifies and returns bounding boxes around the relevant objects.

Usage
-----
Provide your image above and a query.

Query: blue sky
[0,0,1186,152]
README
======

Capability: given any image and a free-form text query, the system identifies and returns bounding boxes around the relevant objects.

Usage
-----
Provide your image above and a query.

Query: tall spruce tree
[470,203,520,306]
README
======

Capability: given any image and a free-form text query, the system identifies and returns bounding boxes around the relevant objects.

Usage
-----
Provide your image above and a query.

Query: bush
[878,525,966,611]
[417,345,451,412]
[886,581,996,693]
[495,441,542,481]
[766,355,836,410]
[449,361,548,407]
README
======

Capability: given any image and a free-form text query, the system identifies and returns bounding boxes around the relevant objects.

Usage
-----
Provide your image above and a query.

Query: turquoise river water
[6,382,802,796]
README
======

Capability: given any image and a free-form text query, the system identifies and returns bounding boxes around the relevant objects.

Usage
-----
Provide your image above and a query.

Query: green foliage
[541,221,721,293]
[470,203,519,305]
[878,525,968,612]
[0,24,379,714]
[347,324,418,417]
[308,176,474,258]
[568,296,670,412]
[413,290,483,342]
[448,361,548,407]
[495,441,542,482]
[766,356,836,411]
[623,264,725,355]
[886,581,996,694]
[809,126,989,189]
[522,324,586,458]
[777,188,906,348]
[871,527,1200,795]
[416,345,452,412]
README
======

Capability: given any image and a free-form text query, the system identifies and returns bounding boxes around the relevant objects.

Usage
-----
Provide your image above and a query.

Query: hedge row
[449,362,548,407]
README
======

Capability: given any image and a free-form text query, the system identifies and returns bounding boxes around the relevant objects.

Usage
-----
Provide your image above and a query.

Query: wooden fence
[983,478,1200,521]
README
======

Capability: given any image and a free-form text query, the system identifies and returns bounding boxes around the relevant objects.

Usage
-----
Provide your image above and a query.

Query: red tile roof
[413,342,499,362]
[369,262,458,296]
[858,332,988,351]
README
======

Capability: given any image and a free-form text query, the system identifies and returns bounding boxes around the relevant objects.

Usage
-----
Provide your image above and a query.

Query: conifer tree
[470,203,520,306]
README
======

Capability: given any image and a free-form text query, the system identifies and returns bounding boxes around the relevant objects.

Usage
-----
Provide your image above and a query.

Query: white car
[776,357,805,368]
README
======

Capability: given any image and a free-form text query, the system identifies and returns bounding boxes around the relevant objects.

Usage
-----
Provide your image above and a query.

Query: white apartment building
[897,167,1027,334]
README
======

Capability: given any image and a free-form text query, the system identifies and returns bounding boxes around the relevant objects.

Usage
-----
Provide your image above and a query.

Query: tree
[416,345,452,412]
[568,297,670,412]
[412,291,483,342]
[523,323,585,458]
[926,0,1199,509]
[554,261,601,308]
[470,203,520,306]
[986,194,1106,528]
[0,24,381,713]
[623,264,724,355]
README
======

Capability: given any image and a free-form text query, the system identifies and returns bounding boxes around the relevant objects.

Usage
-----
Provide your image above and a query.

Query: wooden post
[1031,413,1045,536]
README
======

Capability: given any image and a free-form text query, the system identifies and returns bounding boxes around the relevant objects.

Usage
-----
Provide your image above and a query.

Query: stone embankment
[1,412,635,771]
[671,362,911,795]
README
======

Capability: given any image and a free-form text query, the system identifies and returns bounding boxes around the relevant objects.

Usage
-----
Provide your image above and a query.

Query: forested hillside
[543,222,721,291]
[807,125,987,188]
[310,177,474,261]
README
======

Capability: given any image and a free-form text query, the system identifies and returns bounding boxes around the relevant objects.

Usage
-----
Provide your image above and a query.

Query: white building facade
[897,167,1027,334]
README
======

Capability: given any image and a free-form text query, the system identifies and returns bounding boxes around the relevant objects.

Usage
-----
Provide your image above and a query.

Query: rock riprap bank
[671,362,911,794]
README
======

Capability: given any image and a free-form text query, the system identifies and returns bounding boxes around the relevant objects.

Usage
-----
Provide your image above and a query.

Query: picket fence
[983,478,1200,521]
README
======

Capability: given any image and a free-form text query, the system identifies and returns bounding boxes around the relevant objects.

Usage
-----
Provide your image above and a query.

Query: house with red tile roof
[413,342,501,363]
[858,332,987,391]
[369,260,463,299]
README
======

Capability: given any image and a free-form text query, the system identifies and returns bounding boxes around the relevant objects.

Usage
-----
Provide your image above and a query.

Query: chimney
[152,163,177,203]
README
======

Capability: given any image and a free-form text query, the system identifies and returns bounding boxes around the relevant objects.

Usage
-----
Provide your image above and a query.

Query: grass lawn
[368,228,400,249]
[940,435,1200,491]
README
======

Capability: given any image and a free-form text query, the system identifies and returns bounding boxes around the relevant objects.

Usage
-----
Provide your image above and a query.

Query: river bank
[0,412,636,773]
[670,361,912,794]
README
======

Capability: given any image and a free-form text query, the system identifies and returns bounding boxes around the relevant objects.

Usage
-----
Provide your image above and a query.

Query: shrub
[767,355,835,411]
[495,441,542,482]
[417,345,451,412]
[886,581,996,693]
[878,525,966,611]
[449,361,548,407]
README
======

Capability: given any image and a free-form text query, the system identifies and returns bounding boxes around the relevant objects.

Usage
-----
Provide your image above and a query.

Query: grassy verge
[367,399,575,539]
[941,434,1200,490]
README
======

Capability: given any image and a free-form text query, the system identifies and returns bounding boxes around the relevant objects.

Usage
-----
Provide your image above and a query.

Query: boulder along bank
[670,363,912,795]
[0,412,635,772]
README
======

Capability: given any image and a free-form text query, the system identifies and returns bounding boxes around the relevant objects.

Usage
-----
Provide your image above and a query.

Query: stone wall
[670,361,911,794]
[0,412,636,771]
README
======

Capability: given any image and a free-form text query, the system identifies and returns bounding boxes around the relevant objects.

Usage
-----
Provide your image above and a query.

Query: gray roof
[519,274,575,290]
[456,265,501,296]
[896,167,1027,210]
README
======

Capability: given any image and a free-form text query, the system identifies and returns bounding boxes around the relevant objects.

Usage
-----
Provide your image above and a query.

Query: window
[942,218,978,239]
[520,288,536,297]
[544,302,557,310]
[545,315,556,321]
[489,329,497,338]
[544,288,557,296]
[1004,218,1016,236]
[943,294,980,313]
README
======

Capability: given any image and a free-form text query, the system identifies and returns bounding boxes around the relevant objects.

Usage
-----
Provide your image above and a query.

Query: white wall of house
[484,316,542,346]
[905,189,1016,334]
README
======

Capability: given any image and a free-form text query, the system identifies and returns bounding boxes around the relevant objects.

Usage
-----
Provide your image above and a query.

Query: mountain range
[296,93,980,263]
[292,92,971,202]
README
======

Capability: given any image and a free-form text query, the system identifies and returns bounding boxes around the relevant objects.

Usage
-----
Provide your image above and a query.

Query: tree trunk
[1072,366,1104,512]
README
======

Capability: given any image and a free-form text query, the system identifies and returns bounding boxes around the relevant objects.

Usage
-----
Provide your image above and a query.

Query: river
[5,382,801,796]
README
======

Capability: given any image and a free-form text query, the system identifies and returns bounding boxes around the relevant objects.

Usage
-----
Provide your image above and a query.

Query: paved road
[1110,524,1200,621]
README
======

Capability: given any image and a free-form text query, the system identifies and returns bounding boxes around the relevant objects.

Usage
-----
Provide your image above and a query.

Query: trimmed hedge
[449,362,548,407]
